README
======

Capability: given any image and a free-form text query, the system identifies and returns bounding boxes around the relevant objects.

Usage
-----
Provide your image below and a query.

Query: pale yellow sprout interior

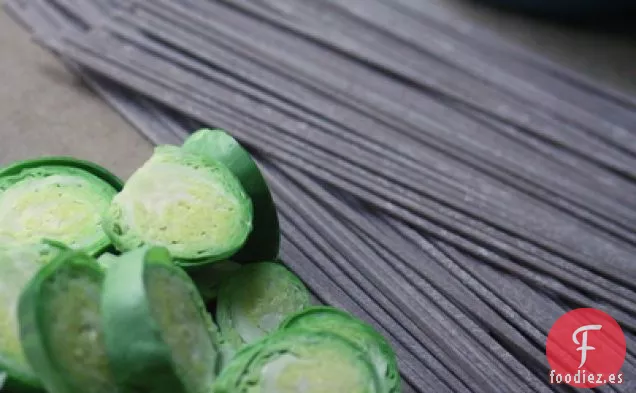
[253,343,375,393]
[286,314,391,387]
[108,146,251,259]
[144,266,218,393]
[0,174,113,249]
[42,267,118,393]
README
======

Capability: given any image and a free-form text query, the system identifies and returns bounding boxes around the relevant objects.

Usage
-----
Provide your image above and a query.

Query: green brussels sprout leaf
[182,129,280,262]
[101,246,221,393]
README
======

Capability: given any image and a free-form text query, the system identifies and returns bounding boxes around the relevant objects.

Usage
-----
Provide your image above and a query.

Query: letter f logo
[547,309,626,388]
[573,325,602,368]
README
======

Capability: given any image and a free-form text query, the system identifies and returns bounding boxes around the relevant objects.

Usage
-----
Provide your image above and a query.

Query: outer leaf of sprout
[0,157,121,256]
[213,329,381,393]
[182,129,280,263]
[215,262,312,357]
[0,243,62,393]
[0,157,123,191]
[17,248,119,393]
[280,306,401,393]
[103,145,253,265]
[101,246,221,393]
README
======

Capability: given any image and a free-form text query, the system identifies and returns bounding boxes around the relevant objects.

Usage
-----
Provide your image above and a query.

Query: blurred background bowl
[472,0,636,20]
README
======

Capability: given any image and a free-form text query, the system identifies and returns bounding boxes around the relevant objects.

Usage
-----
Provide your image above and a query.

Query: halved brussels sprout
[280,306,401,393]
[0,157,121,256]
[101,246,221,393]
[17,247,119,393]
[182,129,280,262]
[216,262,311,355]
[103,145,253,265]
[188,260,242,303]
[213,329,381,393]
[0,243,62,393]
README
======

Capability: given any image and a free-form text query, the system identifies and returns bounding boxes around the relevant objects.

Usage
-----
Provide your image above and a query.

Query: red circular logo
[546,308,626,388]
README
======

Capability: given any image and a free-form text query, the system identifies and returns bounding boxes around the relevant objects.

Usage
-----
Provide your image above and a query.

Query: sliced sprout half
[0,157,124,191]
[0,243,62,393]
[280,306,401,393]
[103,145,253,264]
[216,262,312,354]
[101,246,221,393]
[182,129,280,262]
[213,329,381,393]
[0,159,120,255]
[188,260,242,303]
[17,248,119,393]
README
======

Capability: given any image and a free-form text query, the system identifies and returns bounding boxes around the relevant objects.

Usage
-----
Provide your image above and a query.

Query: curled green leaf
[182,129,280,262]
[101,246,221,393]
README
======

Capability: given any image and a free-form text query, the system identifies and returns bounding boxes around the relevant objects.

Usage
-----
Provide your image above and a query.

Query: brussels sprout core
[103,146,253,263]
[214,330,380,393]
[0,166,117,254]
